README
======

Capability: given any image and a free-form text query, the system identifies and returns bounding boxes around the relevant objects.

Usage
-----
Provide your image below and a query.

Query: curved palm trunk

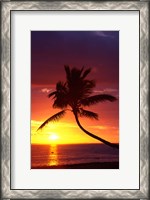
[74,113,119,149]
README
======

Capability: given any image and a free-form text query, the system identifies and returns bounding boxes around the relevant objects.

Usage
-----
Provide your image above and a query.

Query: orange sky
[31,31,119,144]
[31,84,119,144]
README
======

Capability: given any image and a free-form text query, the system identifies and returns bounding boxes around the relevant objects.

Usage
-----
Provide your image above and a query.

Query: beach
[32,161,119,169]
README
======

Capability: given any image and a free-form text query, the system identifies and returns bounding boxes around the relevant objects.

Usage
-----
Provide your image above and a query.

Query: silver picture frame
[1,0,149,199]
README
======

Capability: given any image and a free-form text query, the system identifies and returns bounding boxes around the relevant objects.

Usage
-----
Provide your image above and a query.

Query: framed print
[31,30,119,170]
[1,0,149,199]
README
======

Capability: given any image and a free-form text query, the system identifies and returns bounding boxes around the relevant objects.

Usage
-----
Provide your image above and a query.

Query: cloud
[94,31,114,39]
[31,120,41,126]
[89,125,118,130]
[89,125,107,130]
[31,120,78,132]
[46,122,78,129]
[94,88,118,93]
[41,88,52,93]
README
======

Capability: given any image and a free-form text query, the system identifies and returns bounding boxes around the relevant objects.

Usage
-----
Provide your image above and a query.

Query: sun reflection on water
[48,144,59,166]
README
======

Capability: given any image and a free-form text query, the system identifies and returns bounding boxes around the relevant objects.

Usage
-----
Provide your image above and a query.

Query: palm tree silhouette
[37,66,119,149]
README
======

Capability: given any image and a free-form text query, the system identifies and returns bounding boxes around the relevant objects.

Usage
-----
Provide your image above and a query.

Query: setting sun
[49,134,59,141]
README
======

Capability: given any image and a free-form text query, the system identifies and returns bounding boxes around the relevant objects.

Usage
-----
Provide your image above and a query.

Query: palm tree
[37,66,119,149]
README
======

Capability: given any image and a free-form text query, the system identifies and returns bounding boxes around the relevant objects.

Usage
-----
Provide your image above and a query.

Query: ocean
[31,143,119,168]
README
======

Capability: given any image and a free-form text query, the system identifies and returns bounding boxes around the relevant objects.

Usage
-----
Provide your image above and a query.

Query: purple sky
[31,31,119,90]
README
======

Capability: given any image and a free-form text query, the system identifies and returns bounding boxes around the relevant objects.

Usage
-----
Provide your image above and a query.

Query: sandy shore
[32,162,119,169]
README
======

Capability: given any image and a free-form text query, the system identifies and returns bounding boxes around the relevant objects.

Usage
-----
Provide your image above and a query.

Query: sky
[31,31,119,144]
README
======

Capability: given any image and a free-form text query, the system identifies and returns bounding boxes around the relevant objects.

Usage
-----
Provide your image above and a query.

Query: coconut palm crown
[37,66,119,149]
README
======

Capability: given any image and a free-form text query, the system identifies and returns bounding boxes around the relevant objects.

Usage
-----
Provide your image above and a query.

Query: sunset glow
[31,31,119,145]
[49,134,59,141]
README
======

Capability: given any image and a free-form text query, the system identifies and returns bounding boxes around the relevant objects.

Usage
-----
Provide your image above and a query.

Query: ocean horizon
[31,143,119,169]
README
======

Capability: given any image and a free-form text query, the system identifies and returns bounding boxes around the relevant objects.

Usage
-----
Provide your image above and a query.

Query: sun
[49,133,59,141]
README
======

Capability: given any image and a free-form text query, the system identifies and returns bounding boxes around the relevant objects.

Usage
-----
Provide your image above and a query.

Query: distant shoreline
[31,143,119,146]
[31,161,119,169]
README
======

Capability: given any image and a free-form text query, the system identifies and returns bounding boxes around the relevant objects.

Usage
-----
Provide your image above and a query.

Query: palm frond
[70,68,82,80]
[37,110,66,131]
[56,81,66,90]
[64,65,71,81]
[79,67,84,76]
[79,108,98,120]
[81,68,91,79]
[82,80,95,95]
[80,94,117,106]
[48,91,56,98]
[53,98,68,109]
